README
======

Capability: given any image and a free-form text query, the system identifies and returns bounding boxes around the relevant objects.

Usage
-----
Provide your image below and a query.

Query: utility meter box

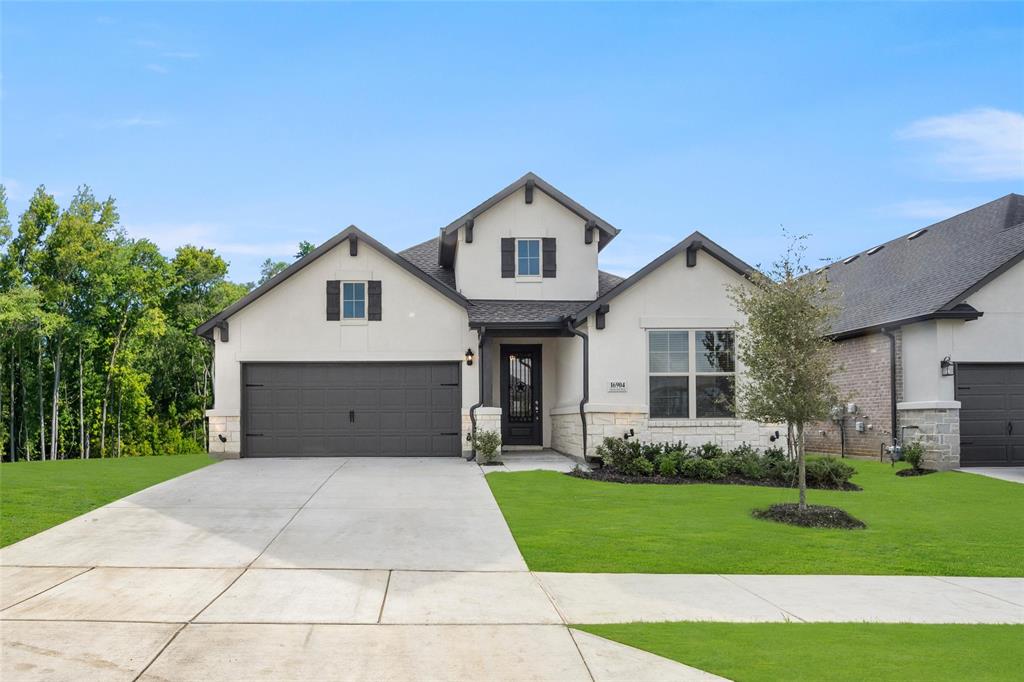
[855,421,866,432]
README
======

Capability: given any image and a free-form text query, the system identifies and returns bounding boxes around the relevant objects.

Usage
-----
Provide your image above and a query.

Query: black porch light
[465,348,475,366]
[940,356,954,377]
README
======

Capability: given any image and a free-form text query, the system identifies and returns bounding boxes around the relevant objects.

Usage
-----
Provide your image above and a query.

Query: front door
[500,345,543,446]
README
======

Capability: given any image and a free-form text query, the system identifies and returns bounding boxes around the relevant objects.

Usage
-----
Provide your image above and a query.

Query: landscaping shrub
[902,441,926,471]
[628,456,655,477]
[656,454,678,477]
[590,437,855,489]
[805,457,856,488]
[678,456,725,481]
[473,429,502,464]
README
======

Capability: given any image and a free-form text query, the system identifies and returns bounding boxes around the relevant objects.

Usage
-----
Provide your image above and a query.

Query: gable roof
[824,193,1024,338]
[573,231,754,322]
[195,225,468,339]
[438,172,621,268]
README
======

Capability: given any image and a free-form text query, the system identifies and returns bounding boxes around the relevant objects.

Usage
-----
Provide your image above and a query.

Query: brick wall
[806,331,902,457]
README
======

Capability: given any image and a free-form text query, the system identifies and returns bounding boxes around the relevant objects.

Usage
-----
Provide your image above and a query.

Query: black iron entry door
[500,345,543,446]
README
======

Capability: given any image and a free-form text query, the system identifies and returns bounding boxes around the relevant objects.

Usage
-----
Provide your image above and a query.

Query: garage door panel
[243,362,460,457]
[958,363,1024,467]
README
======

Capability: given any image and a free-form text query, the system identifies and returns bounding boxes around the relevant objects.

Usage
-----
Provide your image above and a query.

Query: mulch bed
[568,467,861,491]
[752,503,866,530]
[896,467,938,477]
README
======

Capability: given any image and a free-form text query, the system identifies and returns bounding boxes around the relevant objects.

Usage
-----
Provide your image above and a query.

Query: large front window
[342,282,366,319]
[648,329,735,418]
[517,239,541,276]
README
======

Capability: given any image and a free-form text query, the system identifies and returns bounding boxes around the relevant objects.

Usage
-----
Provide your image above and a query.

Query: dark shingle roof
[398,237,457,290]
[467,300,590,326]
[598,270,625,296]
[825,194,1024,337]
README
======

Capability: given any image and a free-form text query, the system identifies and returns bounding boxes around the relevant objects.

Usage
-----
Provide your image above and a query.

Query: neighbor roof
[824,193,1024,338]
[195,226,468,339]
[574,231,755,322]
[438,172,620,268]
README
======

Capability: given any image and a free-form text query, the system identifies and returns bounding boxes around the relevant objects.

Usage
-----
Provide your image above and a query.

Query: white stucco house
[197,173,782,459]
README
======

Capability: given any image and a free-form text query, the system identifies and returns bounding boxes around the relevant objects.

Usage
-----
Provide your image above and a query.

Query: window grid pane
[695,330,735,373]
[648,331,688,373]
[517,239,541,276]
[696,375,736,417]
[342,283,365,319]
[650,376,689,419]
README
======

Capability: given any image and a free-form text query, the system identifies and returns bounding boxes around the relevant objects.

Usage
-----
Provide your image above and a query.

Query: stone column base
[207,411,241,458]
[897,402,961,470]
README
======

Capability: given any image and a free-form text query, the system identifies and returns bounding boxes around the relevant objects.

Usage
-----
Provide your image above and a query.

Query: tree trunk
[49,336,62,460]
[116,390,122,458]
[99,314,128,458]
[8,350,14,461]
[78,344,85,459]
[796,422,807,511]
[37,337,45,461]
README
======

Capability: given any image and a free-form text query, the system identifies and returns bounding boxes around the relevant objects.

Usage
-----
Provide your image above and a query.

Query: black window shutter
[368,280,382,321]
[542,238,556,278]
[501,238,515,278]
[326,280,340,321]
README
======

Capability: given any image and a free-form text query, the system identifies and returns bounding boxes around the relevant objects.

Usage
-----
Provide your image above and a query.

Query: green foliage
[902,441,926,471]
[627,456,655,476]
[726,232,842,508]
[595,436,642,473]
[258,257,288,284]
[0,185,251,461]
[656,453,678,477]
[473,429,502,464]
[296,240,317,258]
[678,456,726,480]
[805,457,856,488]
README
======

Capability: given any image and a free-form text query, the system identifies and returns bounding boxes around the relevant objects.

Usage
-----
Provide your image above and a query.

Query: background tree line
[0,184,305,461]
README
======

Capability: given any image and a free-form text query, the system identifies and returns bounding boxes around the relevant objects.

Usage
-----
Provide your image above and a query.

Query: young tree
[295,240,316,258]
[257,258,287,284]
[727,234,840,511]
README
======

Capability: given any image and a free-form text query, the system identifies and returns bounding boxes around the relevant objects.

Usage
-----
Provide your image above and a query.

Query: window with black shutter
[368,280,382,321]
[501,238,515,278]
[542,238,556,277]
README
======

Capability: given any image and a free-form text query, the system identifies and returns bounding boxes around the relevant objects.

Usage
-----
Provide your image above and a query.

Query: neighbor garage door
[957,363,1024,467]
[242,362,461,457]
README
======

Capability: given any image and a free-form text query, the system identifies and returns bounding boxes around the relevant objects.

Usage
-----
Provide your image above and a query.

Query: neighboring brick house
[807,194,1024,469]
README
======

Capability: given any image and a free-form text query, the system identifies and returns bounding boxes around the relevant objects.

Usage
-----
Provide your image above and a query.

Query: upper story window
[517,239,541,277]
[343,282,366,319]
[648,329,736,419]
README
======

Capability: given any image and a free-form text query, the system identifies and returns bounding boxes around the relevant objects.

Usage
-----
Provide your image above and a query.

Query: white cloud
[883,199,977,221]
[162,50,199,60]
[145,63,169,74]
[898,108,1024,180]
[126,222,298,258]
[103,116,166,128]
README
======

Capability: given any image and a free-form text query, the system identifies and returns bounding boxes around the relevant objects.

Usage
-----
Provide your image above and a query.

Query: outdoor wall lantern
[465,348,475,366]
[940,356,954,377]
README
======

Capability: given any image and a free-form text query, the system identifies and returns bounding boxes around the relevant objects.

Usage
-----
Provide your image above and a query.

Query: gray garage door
[243,362,461,457]
[957,363,1024,467]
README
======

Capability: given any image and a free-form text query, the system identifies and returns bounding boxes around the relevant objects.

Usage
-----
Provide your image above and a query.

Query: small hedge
[580,437,858,490]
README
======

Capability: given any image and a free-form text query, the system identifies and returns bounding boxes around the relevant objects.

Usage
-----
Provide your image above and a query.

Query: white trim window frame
[515,238,542,279]
[647,329,736,419]
[342,281,367,320]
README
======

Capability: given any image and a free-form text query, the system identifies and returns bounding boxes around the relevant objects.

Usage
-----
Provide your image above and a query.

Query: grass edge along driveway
[486,459,1023,575]
[576,622,1024,682]
[1,454,214,547]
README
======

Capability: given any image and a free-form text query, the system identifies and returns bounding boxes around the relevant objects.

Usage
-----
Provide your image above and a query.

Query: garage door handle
[349,410,355,423]
[1010,422,1014,435]
[440,432,458,436]
[246,433,264,437]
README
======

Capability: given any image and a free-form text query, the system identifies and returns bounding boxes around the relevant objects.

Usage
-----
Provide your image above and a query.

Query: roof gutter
[829,306,983,341]
[881,327,898,447]
[567,319,590,459]
[468,326,486,462]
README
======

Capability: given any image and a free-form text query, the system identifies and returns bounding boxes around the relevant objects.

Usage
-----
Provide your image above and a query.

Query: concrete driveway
[0,457,712,682]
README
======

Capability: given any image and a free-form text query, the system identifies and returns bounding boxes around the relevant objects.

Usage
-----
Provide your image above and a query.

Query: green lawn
[576,623,1024,682]
[0,454,214,547]
[486,459,1023,575]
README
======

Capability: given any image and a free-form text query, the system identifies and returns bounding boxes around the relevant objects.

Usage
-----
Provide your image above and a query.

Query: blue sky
[3,2,1022,282]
